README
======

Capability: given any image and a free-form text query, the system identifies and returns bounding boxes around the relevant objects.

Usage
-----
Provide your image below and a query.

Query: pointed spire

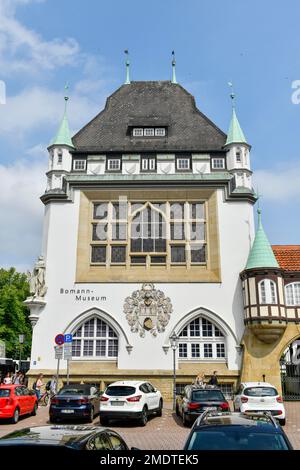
[245,208,279,270]
[225,83,247,145]
[171,50,177,84]
[124,49,130,85]
[51,84,74,148]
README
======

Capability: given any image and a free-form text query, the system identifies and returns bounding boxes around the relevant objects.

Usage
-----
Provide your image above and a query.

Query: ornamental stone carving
[123,283,172,337]
[27,255,47,299]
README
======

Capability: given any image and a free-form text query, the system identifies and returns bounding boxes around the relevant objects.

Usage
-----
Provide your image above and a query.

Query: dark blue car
[49,384,101,423]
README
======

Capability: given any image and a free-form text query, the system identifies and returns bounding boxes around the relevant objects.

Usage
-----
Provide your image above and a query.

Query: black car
[176,385,230,426]
[0,425,131,450]
[184,410,293,450]
[49,384,101,423]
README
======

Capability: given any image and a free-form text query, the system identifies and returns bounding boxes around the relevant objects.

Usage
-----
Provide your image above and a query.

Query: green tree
[0,268,32,359]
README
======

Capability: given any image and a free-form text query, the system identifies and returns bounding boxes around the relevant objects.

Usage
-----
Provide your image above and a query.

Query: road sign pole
[56,357,60,384]
[67,359,70,385]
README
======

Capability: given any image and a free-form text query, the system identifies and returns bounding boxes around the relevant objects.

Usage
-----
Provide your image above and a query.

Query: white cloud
[0,85,106,139]
[254,162,300,202]
[0,0,80,75]
[0,157,46,270]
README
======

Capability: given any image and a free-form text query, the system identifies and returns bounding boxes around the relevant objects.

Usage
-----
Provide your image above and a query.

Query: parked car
[233,382,286,426]
[99,380,163,426]
[0,384,37,424]
[184,410,293,450]
[0,425,134,450]
[49,384,101,423]
[176,385,230,426]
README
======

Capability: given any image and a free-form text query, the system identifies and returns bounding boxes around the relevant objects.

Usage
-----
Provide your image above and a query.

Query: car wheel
[31,403,38,416]
[11,408,19,424]
[156,399,163,417]
[100,416,109,426]
[279,418,286,426]
[140,406,148,426]
[88,407,94,423]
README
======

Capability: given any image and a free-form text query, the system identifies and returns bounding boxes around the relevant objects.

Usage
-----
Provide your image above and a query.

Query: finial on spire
[64,82,69,111]
[124,49,130,85]
[228,81,235,108]
[171,50,177,84]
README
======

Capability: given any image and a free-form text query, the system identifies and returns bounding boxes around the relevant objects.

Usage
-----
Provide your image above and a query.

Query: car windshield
[58,387,89,396]
[187,429,289,450]
[105,386,136,397]
[0,389,10,397]
[192,390,224,401]
[244,387,278,397]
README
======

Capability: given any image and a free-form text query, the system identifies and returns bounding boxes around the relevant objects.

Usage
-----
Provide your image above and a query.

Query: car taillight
[77,398,89,404]
[127,395,142,402]
[276,396,283,403]
[51,398,59,405]
[241,396,248,403]
[188,402,200,410]
[220,402,229,410]
[100,396,109,402]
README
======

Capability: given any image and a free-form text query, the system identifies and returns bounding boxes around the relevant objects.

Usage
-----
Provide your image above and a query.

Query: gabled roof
[245,209,279,270]
[225,108,247,146]
[72,81,227,153]
[272,245,300,271]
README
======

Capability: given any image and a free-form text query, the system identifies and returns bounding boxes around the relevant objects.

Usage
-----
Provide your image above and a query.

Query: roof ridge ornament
[124,49,130,85]
[171,50,177,84]
[225,82,247,146]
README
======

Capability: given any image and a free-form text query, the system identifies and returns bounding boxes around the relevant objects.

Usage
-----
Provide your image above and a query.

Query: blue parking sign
[64,334,73,343]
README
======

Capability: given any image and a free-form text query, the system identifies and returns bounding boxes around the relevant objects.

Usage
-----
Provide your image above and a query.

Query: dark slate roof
[72,81,227,153]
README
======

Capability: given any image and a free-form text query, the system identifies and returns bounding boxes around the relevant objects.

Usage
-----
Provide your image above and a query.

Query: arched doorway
[280,338,300,400]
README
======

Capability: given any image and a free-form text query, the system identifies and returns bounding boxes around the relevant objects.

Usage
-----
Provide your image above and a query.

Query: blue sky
[0,0,300,270]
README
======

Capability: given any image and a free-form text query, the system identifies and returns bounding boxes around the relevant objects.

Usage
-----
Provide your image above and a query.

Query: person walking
[208,371,219,386]
[49,376,58,398]
[35,374,44,402]
[3,372,12,384]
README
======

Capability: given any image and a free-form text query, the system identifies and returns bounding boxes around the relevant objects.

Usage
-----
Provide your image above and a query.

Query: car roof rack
[190,384,220,390]
[243,411,279,428]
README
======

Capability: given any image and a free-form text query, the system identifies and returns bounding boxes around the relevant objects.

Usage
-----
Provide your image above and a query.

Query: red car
[0,385,37,423]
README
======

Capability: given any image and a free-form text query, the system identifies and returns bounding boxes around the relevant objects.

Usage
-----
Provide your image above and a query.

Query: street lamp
[18,334,25,363]
[170,331,179,411]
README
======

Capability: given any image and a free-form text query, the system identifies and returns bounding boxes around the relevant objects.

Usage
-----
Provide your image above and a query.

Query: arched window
[71,317,118,358]
[178,317,226,360]
[259,279,277,304]
[285,283,300,306]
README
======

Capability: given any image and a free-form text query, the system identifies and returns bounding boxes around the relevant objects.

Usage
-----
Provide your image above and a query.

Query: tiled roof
[272,245,300,271]
[72,81,227,153]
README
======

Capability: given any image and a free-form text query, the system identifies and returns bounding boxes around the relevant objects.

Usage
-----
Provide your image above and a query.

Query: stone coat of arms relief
[123,283,173,337]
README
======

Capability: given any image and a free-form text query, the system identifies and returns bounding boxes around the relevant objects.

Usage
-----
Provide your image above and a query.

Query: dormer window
[74,159,86,171]
[107,157,121,172]
[132,127,166,137]
[176,156,191,171]
[212,158,225,169]
[133,128,143,137]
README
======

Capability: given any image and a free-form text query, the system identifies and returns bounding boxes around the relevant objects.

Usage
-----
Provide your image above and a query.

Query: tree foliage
[0,268,32,359]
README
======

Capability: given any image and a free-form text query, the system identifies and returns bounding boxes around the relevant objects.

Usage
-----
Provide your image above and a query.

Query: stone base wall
[240,323,300,394]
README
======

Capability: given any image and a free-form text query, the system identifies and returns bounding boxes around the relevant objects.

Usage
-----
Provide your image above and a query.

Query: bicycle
[38,389,50,406]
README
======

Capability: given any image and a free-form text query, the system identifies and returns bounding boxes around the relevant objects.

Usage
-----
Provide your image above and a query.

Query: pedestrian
[195,371,206,387]
[208,371,219,386]
[3,372,12,384]
[49,376,58,398]
[12,371,21,384]
[35,374,44,402]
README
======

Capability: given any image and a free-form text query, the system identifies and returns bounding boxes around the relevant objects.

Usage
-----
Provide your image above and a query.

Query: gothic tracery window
[72,318,118,358]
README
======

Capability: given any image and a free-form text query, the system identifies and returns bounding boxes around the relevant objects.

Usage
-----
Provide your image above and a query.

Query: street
[1,402,300,450]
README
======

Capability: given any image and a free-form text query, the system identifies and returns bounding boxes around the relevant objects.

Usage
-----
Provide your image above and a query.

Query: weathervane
[228,81,236,108]
[171,50,177,84]
[124,49,130,84]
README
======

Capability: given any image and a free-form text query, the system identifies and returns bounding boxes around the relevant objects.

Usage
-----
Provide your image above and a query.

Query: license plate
[111,401,124,406]
[202,406,217,411]
[61,409,74,413]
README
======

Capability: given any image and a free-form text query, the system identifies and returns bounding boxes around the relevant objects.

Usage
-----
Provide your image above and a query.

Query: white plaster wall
[30,188,254,374]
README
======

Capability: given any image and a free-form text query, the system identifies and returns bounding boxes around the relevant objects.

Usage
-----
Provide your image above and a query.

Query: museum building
[26,60,300,398]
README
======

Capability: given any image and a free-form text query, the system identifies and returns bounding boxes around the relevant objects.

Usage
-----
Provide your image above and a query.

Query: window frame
[211,157,225,170]
[140,155,157,172]
[258,279,277,305]
[106,157,122,172]
[71,317,118,360]
[178,317,226,362]
[176,156,192,172]
[285,282,300,306]
[73,159,87,171]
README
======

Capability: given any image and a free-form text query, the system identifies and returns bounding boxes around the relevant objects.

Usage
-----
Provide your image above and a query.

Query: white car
[99,380,163,426]
[233,382,286,425]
